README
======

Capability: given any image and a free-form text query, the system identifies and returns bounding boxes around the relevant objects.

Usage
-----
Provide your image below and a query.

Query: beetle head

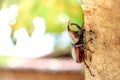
[67,21,83,44]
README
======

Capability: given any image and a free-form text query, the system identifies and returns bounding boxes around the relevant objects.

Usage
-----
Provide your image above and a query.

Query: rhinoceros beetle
[67,21,95,76]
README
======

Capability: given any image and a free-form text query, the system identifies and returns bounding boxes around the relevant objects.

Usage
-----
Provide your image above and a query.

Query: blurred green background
[0,0,83,67]
[0,0,83,32]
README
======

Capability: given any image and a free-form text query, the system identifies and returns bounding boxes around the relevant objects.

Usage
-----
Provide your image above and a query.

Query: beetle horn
[70,22,82,30]
[67,21,79,43]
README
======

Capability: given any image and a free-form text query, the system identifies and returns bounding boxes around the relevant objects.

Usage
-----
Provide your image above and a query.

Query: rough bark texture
[82,0,120,80]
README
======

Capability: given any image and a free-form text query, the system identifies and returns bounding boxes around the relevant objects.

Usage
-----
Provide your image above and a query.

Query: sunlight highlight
[0,5,55,58]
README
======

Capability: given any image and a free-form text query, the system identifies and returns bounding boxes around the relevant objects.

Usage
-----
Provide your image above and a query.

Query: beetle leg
[80,47,92,62]
[85,48,93,53]
[86,38,93,44]
[88,52,92,62]
[86,51,92,62]
[85,30,97,43]
[85,30,97,38]
[89,30,97,38]
[84,60,95,77]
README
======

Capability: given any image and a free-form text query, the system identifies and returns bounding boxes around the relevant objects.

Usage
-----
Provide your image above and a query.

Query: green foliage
[11,0,83,34]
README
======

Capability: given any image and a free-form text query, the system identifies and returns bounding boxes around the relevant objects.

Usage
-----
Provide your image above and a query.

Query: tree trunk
[82,0,120,80]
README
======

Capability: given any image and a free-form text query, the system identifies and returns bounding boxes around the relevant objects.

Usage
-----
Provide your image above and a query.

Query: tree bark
[82,0,120,80]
